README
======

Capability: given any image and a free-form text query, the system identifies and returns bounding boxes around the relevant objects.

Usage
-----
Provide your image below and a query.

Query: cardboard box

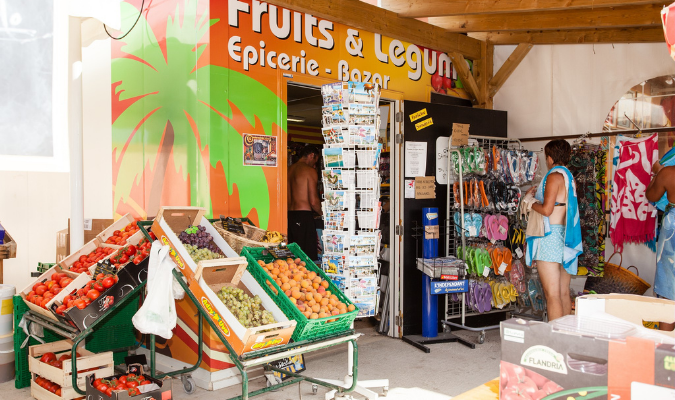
[85,370,172,400]
[187,257,296,356]
[58,259,147,331]
[499,319,675,400]
[20,265,90,322]
[151,207,237,283]
[56,229,68,263]
[576,294,675,337]
[28,340,114,391]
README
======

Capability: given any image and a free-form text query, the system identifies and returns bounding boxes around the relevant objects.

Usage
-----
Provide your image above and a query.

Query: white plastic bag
[132,241,177,339]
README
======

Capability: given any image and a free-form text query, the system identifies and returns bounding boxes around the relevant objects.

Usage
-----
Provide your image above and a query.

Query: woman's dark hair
[544,139,571,166]
[299,145,320,159]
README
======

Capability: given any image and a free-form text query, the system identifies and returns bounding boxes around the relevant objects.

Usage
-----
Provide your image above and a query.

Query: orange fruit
[339,309,347,314]
[318,312,328,319]
[331,310,339,316]
[312,283,320,290]
[303,311,311,318]
[290,297,297,304]
[294,258,301,264]
[281,283,291,291]
[310,313,319,319]
[313,276,322,284]
[347,304,356,312]
[271,268,280,276]
[257,260,265,266]
[291,291,302,300]
[321,281,330,289]
[314,293,323,302]
[311,304,320,313]
[320,298,329,306]
[280,275,290,283]
[293,274,303,282]
[307,271,317,280]
[300,280,310,288]
[338,303,347,310]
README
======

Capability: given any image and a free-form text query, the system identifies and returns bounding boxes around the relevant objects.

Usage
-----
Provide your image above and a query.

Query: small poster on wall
[243,133,277,167]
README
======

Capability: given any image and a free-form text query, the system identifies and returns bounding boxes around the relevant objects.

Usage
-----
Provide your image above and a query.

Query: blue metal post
[422,207,439,338]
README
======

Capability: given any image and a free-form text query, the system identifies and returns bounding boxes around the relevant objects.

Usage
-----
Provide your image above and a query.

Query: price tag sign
[498,225,507,235]
[468,226,477,237]
[482,267,490,277]
[451,123,469,146]
[269,246,295,259]
[498,262,508,275]
[94,258,116,276]
[515,247,523,259]
[425,225,439,240]
[221,216,245,235]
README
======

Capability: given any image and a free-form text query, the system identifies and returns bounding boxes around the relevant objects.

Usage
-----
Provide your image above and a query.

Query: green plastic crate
[241,243,357,342]
[85,293,140,363]
[13,295,62,389]
[36,262,56,274]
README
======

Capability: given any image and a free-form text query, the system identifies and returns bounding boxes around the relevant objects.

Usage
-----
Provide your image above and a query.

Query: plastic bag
[132,241,177,339]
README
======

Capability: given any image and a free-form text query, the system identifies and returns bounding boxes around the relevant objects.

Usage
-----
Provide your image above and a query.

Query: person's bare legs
[537,261,564,321]
[559,265,572,316]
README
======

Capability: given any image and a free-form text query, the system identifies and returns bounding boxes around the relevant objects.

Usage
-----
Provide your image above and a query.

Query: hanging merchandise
[610,134,659,252]
[568,144,607,276]
[320,82,382,318]
[653,147,675,211]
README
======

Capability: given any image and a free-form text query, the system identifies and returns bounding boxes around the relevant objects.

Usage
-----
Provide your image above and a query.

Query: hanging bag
[132,241,178,339]
[583,252,651,295]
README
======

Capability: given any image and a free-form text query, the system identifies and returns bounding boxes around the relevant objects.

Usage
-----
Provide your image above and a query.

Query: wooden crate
[29,340,114,391]
[20,266,89,322]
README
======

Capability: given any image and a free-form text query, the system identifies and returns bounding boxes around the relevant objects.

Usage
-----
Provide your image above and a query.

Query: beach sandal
[508,284,518,303]
[463,213,473,237]
[471,213,483,237]
[497,215,509,241]
[453,182,462,208]
[453,212,462,235]
[483,282,493,312]
[491,247,505,275]
[502,249,513,273]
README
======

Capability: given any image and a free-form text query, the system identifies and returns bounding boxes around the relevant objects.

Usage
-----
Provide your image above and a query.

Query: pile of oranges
[257,258,356,321]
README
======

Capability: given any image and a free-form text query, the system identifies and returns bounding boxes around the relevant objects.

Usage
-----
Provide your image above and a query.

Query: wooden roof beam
[429,4,667,33]
[264,0,482,59]
[450,52,483,105]
[381,0,667,18]
[488,43,532,97]
[470,27,666,44]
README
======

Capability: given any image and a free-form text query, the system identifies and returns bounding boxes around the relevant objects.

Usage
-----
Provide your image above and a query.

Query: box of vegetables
[187,257,296,355]
[151,207,237,284]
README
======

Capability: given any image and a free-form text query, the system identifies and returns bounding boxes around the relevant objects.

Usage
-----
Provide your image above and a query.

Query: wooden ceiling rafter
[380,0,669,18]
[428,3,667,33]
[470,27,666,45]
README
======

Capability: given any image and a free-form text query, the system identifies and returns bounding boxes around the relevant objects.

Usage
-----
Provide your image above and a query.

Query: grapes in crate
[179,225,225,262]
[216,286,276,328]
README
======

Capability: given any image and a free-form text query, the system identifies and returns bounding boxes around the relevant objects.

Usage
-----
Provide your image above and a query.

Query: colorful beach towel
[526,166,583,274]
[610,134,659,252]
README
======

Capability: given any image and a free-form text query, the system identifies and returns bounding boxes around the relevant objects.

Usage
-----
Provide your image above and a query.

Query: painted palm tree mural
[112,0,284,229]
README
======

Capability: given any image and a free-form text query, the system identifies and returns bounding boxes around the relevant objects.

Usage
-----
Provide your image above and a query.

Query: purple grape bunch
[179,225,224,255]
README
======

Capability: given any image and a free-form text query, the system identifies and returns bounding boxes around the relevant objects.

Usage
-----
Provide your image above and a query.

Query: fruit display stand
[137,220,366,400]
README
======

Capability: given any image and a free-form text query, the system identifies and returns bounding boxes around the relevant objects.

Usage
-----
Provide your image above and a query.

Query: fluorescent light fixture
[287,116,306,123]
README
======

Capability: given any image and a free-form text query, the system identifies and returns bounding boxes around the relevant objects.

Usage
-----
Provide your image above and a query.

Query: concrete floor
[0,321,501,400]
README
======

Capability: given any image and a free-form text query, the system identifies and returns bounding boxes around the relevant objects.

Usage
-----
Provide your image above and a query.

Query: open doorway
[286,81,397,334]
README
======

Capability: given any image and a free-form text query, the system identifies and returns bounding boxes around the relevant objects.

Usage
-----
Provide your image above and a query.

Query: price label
[482,267,490,277]
[515,247,523,258]
[221,216,245,235]
[269,246,295,259]
[498,262,508,275]
[498,225,507,235]
[490,239,496,245]
[468,226,477,237]
[94,258,116,277]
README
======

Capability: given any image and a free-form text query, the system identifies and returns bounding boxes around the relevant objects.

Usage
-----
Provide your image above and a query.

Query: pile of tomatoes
[37,350,79,369]
[68,247,116,274]
[26,272,73,309]
[93,373,152,397]
[55,273,118,315]
[34,375,63,396]
[111,238,152,267]
[104,221,141,245]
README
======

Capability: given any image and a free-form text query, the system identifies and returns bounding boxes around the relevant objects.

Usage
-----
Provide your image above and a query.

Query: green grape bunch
[184,244,224,263]
[217,286,276,328]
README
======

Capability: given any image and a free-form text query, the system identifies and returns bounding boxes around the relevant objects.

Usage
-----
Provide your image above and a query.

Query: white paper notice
[405,141,427,177]
[436,136,449,184]
[405,179,415,198]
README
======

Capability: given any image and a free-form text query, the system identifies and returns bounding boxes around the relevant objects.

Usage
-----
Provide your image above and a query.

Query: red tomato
[119,254,129,264]
[76,288,86,297]
[87,289,100,300]
[35,285,48,295]
[118,376,127,384]
[96,383,109,392]
[55,305,66,315]
[55,388,61,396]
[93,282,104,292]
[149,232,156,240]
[45,281,56,289]
[127,388,140,396]
[43,292,54,299]
[59,353,71,361]
[28,290,35,298]
[50,286,62,295]
[40,298,50,308]
[133,256,143,264]
[93,378,102,388]
[125,245,137,257]
[106,388,113,397]
[102,277,114,289]
[82,297,92,306]
[140,380,151,385]
[60,278,73,287]
[40,352,56,363]
[67,300,74,308]
[113,230,121,237]
[126,373,136,379]
[73,299,86,310]
[115,384,126,391]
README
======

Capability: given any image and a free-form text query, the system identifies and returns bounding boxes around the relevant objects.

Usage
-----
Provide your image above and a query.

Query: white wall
[496,43,675,294]
[0,17,112,291]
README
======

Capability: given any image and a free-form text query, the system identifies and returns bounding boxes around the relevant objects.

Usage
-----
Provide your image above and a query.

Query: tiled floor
[1,322,501,400]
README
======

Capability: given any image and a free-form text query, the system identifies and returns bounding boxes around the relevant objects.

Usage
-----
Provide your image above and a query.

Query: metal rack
[443,135,522,344]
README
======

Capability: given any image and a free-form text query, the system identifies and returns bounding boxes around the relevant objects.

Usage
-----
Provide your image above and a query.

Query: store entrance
[286,81,397,335]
